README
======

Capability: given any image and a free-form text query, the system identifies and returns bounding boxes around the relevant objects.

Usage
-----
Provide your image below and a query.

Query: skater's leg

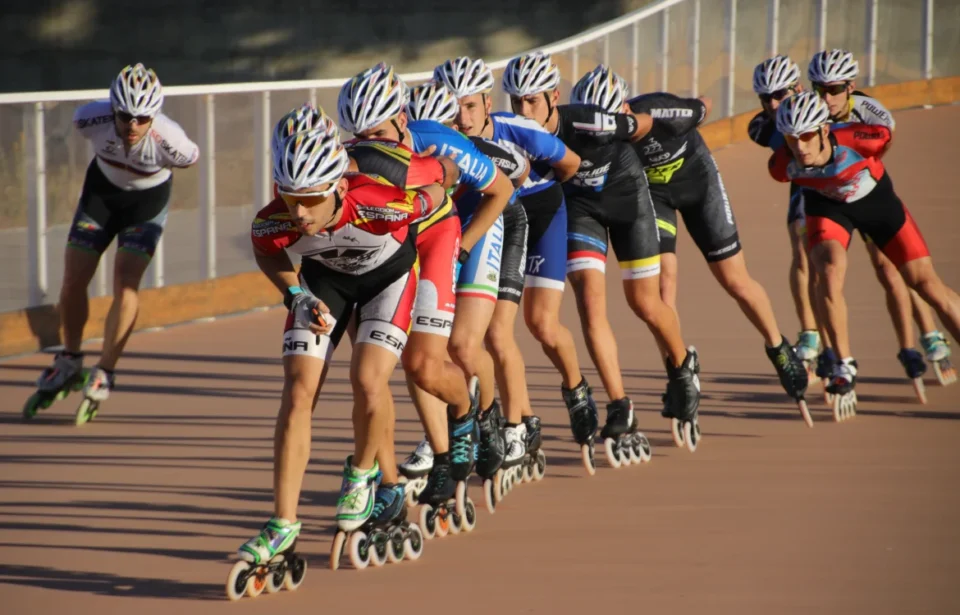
[402,331,467,450]
[707,252,783,347]
[350,342,402,471]
[910,289,941,338]
[810,240,853,358]
[97,249,152,371]
[568,268,625,402]
[523,286,582,388]
[484,300,531,424]
[865,240,916,349]
[659,253,680,316]
[448,296,497,412]
[789,220,818,332]
[623,274,687,367]
[900,257,960,344]
[59,247,101,353]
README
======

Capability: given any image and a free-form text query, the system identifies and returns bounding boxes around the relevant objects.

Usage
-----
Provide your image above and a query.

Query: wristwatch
[458,248,470,265]
[284,285,304,310]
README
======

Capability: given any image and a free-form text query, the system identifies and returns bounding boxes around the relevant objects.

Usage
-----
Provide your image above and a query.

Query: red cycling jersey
[252,173,437,276]
[768,124,891,203]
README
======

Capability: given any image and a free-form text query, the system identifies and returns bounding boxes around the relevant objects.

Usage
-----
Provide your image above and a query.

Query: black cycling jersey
[552,103,640,195]
[627,93,709,187]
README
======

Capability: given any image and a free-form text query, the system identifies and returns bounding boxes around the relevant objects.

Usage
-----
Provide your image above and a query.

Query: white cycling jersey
[845,92,896,129]
[73,100,199,190]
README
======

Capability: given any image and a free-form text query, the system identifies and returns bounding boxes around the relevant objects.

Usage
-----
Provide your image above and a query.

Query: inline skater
[770,92,960,420]
[229,116,448,596]
[807,48,955,392]
[338,64,514,526]
[23,63,199,426]
[563,62,810,425]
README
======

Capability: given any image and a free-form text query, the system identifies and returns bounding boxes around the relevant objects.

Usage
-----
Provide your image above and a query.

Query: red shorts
[804,173,930,268]
[411,204,460,338]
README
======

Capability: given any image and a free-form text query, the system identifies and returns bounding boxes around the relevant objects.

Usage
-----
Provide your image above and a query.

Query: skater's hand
[290,292,333,335]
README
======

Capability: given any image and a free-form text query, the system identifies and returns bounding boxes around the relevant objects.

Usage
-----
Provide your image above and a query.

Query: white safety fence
[1,0,957,313]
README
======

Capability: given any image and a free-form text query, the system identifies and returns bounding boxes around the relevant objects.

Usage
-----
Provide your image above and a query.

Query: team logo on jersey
[642,139,662,155]
[650,108,694,119]
[853,130,884,140]
[572,112,617,134]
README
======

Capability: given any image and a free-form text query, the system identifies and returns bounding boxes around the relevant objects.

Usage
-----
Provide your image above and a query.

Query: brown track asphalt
[1,105,958,614]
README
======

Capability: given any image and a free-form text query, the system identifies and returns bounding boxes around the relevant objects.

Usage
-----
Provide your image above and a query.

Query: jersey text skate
[251,174,437,275]
[552,104,640,194]
[490,111,568,197]
[627,93,709,186]
[768,124,891,203]
[73,100,199,190]
[456,136,526,218]
[408,120,500,193]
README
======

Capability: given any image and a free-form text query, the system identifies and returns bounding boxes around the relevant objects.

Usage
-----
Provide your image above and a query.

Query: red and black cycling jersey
[768,123,891,203]
[252,173,437,275]
[344,138,446,189]
[551,103,641,194]
[627,93,709,187]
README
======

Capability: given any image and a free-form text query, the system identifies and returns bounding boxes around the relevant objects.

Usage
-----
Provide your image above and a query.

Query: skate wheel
[347,531,371,570]
[522,463,533,483]
[22,392,42,420]
[912,378,927,405]
[404,524,424,561]
[637,436,652,463]
[934,360,957,386]
[75,398,98,426]
[627,438,642,464]
[603,438,621,469]
[386,529,405,564]
[265,562,285,593]
[418,505,436,540]
[329,530,346,570]
[798,399,814,428]
[284,557,306,591]
[671,418,685,448]
[246,567,266,598]
[226,560,253,601]
[533,451,546,481]
[683,421,700,453]
[448,507,462,535]
[580,443,596,476]
[454,481,467,519]
[483,477,497,514]
[435,509,450,538]
[461,499,477,533]
[822,379,834,405]
[369,535,388,567]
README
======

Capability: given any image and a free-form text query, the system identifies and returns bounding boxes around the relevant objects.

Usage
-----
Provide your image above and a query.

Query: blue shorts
[520,186,567,291]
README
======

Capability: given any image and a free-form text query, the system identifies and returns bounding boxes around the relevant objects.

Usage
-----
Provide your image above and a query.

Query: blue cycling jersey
[408,120,499,193]
[490,112,567,197]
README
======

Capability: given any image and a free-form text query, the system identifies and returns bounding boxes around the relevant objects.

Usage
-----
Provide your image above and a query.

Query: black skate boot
[827,358,858,422]
[600,398,651,468]
[662,348,703,452]
[561,378,600,476]
[475,401,506,480]
[897,348,928,404]
[766,336,814,427]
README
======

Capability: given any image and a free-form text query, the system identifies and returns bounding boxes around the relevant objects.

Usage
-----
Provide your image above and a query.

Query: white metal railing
[0,0,952,313]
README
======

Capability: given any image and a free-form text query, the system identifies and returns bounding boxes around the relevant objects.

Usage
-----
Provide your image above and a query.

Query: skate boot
[520,415,547,484]
[74,366,114,426]
[495,423,527,507]
[227,517,306,601]
[766,336,813,427]
[330,484,424,570]
[475,400,506,480]
[600,398,652,468]
[398,438,433,506]
[448,376,480,481]
[826,358,858,422]
[662,347,704,451]
[921,331,956,386]
[794,330,821,378]
[897,348,928,404]
[23,351,87,421]
[816,347,840,405]
[335,456,380,532]
[417,453,475,539]
[562,378,600,476]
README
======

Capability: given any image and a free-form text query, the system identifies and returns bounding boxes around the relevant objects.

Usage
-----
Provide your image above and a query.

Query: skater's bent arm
[253,245,300,296]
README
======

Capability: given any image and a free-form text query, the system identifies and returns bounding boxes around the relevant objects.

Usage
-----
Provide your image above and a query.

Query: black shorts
[565,176,662,280]
[651,155,741,263]
[498,204,528,303]
[284,246,418,361]
[67,159,170,259]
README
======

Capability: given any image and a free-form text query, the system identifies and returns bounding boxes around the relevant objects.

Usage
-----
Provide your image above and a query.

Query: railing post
[923,0,934,80]
[692,0,701,97]
[151,236,164,288]
[572,45,580,85]
[660,8,670,92]
[25,102,48,308]
[866,0,878,86]
[767,0,780,56]
[816,0,828,51]
[253,91,272,211]
[632,20,640,95]
[603,34,610,67]
[309,87,318,108]
[198,94,217,280]
[726,0,737,117]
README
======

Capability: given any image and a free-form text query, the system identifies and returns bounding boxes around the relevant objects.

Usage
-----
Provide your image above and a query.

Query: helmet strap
[542,92,555,127]
[480,93,491,135]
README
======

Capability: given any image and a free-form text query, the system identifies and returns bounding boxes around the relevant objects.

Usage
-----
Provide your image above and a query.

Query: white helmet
[502,51,561,97]
[776,91,831,137]
[570,65,629,113]
[273,122,349,194]
[808,49,859,83]
[752,55,801,94]
[110,63,163,118]
[433,56,494,98]
[337,63,408,134]
[274,103,331,145]
[406,80,459,124]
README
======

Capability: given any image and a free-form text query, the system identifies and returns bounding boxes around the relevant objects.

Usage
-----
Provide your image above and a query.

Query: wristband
[458,248,470,265]
[284,285,304,310]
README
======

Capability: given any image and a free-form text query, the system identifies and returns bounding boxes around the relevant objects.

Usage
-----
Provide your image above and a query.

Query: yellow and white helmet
[776,91,831,137]
[272,121,349,194]
[434,56,494,98]
[502,51,560,97]
[110,63,163,117]
[570,65,630,113]
[337,63,408,134]
[808,49,859,83]
[406,80,459,124]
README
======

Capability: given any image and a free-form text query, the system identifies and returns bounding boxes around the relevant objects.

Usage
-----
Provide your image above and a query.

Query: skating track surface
[2,106,959,614]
